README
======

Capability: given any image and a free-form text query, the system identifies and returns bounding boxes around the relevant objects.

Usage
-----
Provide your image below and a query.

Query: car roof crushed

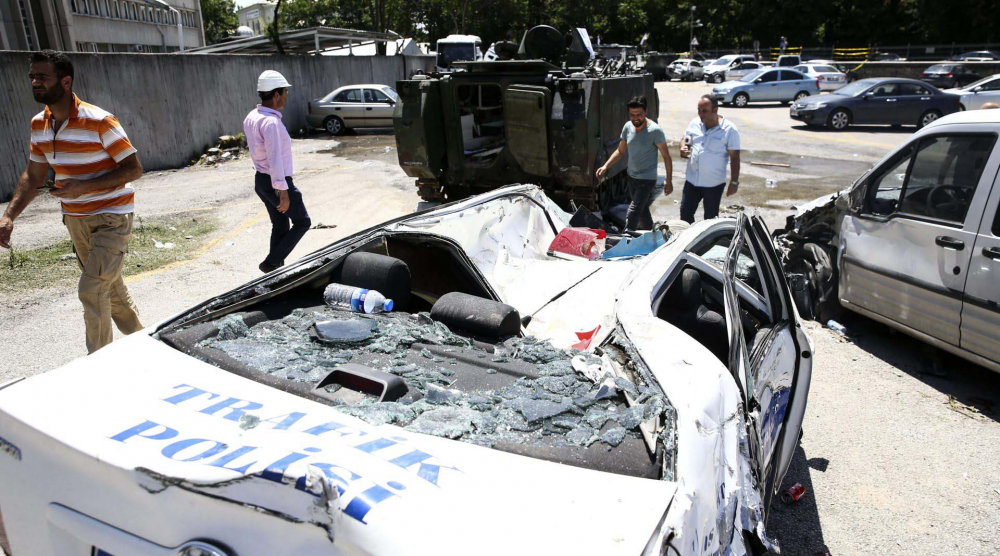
[197,305,675,479]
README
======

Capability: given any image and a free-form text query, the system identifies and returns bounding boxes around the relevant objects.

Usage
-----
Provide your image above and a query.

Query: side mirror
[755,78,763,84]
[863,91,875,99]
[973,86,983,93]
[387,99,396,106]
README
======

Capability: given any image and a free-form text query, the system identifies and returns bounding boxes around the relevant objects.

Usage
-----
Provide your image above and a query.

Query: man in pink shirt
[243,70,311,273]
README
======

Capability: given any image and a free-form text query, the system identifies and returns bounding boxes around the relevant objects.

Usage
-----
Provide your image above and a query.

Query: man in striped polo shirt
[0,50,144,354]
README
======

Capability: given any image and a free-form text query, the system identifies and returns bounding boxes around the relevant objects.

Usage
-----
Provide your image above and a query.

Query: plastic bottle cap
[383,299,394,312]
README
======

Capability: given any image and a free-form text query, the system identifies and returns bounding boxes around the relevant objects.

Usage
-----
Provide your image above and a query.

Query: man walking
[596,96,673,232]
[244,70,311,273]
[0,50,144,354]
[678,95,741,223]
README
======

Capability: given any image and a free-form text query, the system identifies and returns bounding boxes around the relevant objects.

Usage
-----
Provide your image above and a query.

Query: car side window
[366,89,387,103]
[870,83,898,96]
[898,83,930,95]
[692,61,701,67]
[335,89,361,103]
[992,198,1000,237]
[982,79,1000,91]
[867,146,913,216]
[758,71,779,83]
[780,70,803,81]
[897,135,996,223]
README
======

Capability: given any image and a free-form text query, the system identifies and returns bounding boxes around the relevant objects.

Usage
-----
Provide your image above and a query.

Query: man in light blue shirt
[596,96,673,232]
[679,95,741,223]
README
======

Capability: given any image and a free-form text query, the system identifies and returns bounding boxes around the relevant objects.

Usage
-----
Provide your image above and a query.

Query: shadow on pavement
[835,311,1000,424]
[768,445,830,555]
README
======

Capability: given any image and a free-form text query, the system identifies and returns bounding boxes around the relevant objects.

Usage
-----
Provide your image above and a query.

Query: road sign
[691,37,699,47]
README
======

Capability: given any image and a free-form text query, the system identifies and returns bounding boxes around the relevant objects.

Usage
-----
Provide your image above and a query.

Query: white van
[435,34,483,72]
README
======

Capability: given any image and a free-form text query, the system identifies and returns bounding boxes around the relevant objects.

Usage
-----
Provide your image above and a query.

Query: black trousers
[680,180,726,224]
[625,176,658,232]
[254,172,311,267]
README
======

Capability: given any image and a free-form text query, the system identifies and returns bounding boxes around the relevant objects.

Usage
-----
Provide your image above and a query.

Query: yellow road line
[125,210,267,284]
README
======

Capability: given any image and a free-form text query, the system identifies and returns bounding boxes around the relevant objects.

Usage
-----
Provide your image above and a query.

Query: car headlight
[715,88,731,94]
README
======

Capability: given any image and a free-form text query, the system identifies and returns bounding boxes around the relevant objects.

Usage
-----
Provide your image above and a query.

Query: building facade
[1,0,205,52]
[236,1,272,36]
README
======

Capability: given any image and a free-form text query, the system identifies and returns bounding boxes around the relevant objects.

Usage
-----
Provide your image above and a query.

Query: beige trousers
[64,213,144,353]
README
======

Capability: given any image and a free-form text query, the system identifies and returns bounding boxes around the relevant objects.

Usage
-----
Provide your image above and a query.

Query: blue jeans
[680,180,725,224]
[254,172,311,267]
[625,176,657,232]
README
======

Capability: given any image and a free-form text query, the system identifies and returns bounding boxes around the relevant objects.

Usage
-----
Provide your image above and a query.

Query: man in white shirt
[678,95,741,223]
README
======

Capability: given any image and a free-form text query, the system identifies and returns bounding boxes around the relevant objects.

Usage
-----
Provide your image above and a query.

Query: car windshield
[925,65,951,72]
[383,87,399,101]
[709,57,733,67]
[813,65,839,73]
[739,70,764,82]
[833,80,877,96]
[437,43,476,68]
[960,75,998,90]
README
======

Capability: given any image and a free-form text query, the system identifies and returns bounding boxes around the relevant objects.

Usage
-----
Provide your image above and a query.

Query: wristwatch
[730,180,740,186]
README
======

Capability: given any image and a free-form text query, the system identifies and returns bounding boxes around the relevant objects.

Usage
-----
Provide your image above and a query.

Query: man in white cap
[243,70,311,273]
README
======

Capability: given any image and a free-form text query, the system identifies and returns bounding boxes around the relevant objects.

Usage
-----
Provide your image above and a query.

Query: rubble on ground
[190,134,248,166]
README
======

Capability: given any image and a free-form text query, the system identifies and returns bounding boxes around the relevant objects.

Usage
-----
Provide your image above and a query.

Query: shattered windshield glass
[191,306,676,479]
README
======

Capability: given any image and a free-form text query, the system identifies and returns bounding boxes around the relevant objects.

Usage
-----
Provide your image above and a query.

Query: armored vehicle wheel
[416,179,443,202]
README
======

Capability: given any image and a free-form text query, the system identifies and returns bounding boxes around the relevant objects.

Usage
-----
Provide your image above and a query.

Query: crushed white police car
[0,185,812,555]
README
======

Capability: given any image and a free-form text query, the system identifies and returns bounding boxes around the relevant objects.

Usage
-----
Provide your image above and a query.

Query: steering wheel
[926,185,972,221]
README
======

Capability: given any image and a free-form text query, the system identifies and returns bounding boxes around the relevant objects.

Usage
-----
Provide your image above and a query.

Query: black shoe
[259,260,281,273]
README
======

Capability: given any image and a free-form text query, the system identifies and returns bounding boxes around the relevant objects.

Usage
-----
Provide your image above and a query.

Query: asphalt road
[1,86,999,555]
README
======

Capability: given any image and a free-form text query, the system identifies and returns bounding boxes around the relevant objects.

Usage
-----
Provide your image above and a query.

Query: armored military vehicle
[393,25,659,212]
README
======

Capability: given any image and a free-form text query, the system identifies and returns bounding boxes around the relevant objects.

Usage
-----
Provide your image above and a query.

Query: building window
[70,0,78,13]
[114,0,120,18]
[104,0,110,16]
[130,3,136,19]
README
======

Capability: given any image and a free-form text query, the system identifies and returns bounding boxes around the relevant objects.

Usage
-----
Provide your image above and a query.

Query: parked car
[947,74,1000,110]
[0,184,812,556]
[793,64,847,91]
[921,64,982,89]
[870,52,905,61]
[776,109,1000,373]
[776,54,801,67]
[790,78,962,130]
[806,60,860,82]
[307,84,399,136]
[712,68,820,107]
[703,54,757,83]
[950,51,1000,61]
[666,58,705,81]
[723,61,764,81]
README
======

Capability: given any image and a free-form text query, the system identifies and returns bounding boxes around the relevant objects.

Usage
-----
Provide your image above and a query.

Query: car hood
[0,333,676,554]
[944,87,971,95]
[798,93,845,105]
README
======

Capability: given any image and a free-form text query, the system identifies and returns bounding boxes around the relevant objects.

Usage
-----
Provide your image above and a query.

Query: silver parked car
[778,109,1000,372]
[307,84,400,135]
[711,68,820,107]
[793,64,847,91]
[723,61,764,81]
[666,58,704,81]
[946,74,1000,110]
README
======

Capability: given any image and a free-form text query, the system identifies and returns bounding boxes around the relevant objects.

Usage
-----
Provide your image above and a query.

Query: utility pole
[689,6,696,51]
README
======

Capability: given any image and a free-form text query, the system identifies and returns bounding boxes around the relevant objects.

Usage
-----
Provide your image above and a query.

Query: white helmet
[257,70,292,92]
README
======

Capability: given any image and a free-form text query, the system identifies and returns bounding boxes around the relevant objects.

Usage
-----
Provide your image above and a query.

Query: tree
[268,0,286,54]
[200,0,238,44]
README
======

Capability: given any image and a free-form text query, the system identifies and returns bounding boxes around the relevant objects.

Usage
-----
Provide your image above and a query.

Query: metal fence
[685,42,1000,62]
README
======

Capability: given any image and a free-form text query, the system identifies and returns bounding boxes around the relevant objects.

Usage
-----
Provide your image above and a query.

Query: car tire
[733,93,750,107]
[794,91,810,101]
[715,74,725,83]
[324,116,346,136]
[828,108,850,130]
[918,110,941,129]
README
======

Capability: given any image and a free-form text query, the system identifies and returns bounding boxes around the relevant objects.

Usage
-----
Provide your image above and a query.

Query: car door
[754,70,781,101]
[723,214,812,507]
[778,70,807,100]
[967,76,1000,110]
[839,132,999,345]
[332,88,364,128]
[855,82,899,124]
[365,88,395,127]
[962,166,1000,365]
[894,83,933,125]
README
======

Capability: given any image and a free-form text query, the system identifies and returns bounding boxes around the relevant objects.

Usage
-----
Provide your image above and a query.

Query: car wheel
[733,93,750,107]
[828,108,850,130]
[715,74,724,83]
[324,116,345,136]
[918,110,941,128]
[794,91,810,101]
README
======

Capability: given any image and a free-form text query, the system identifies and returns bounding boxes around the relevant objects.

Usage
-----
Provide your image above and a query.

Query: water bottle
[826,319,847,337]
[323,282,394,314]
